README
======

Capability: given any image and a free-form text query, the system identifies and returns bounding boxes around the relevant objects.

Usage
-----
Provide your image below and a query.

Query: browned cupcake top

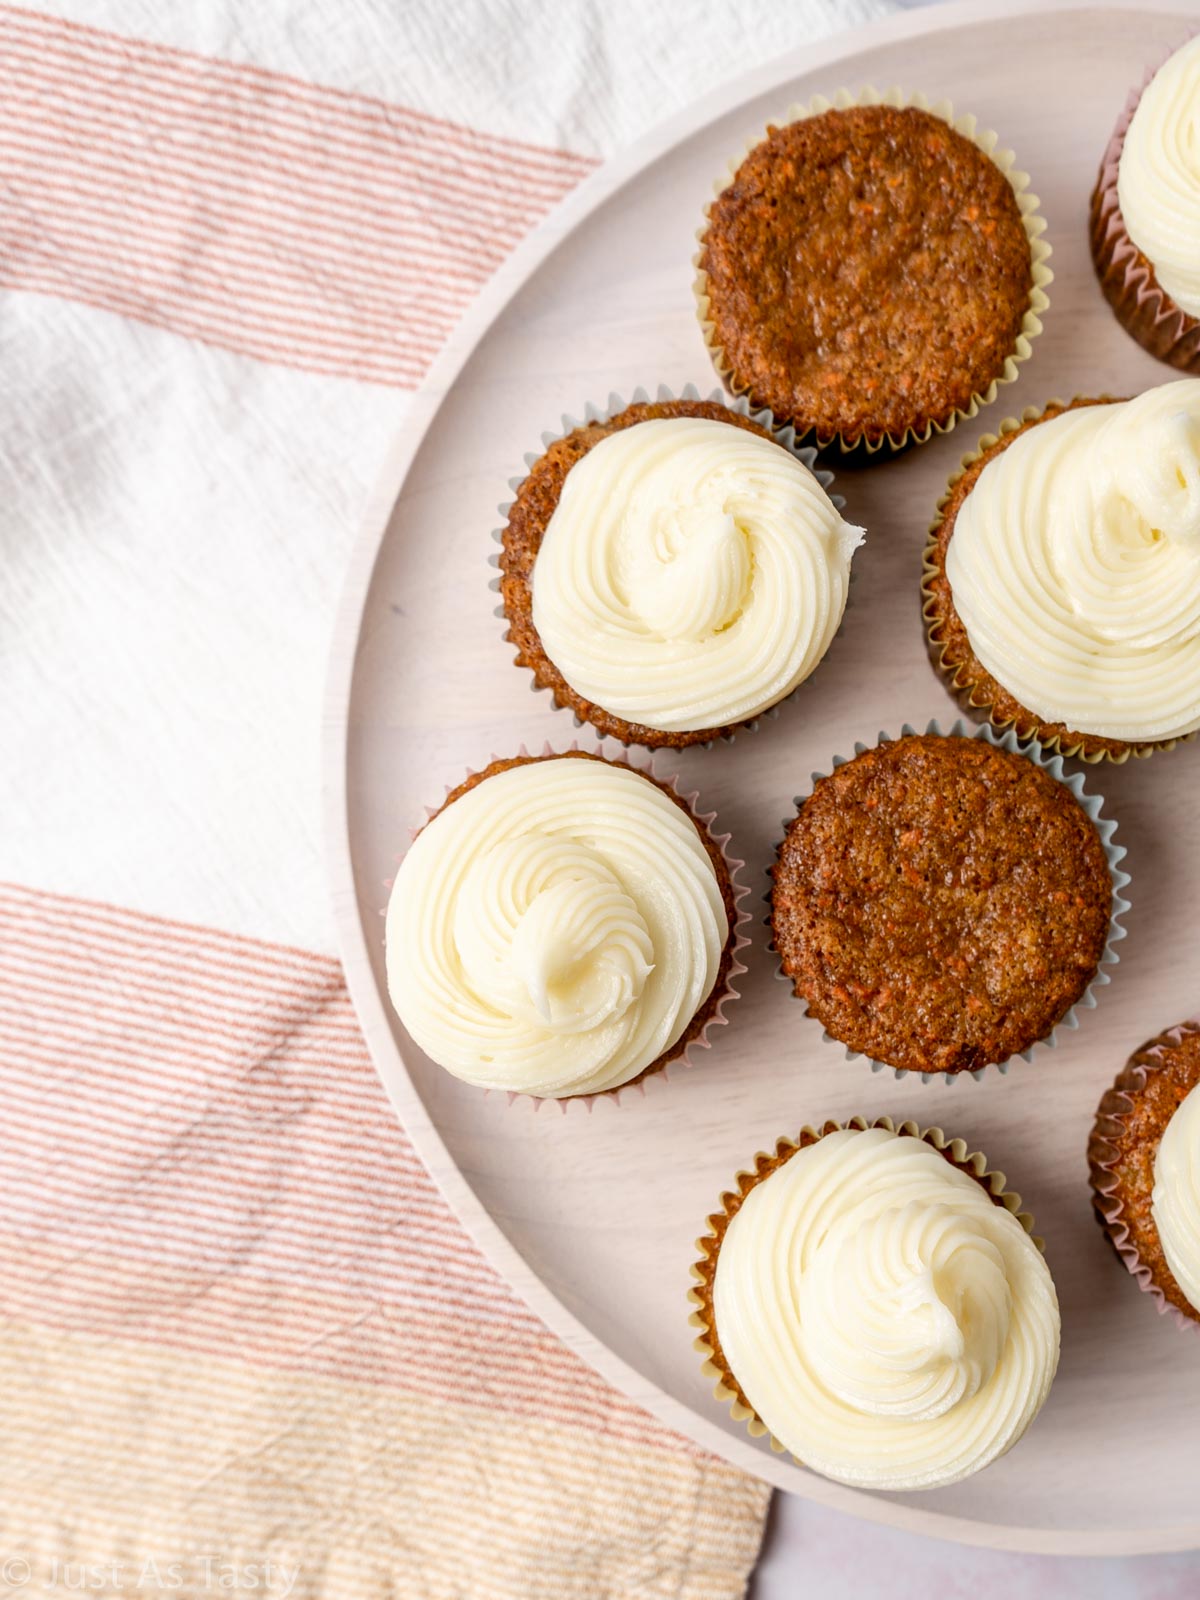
[700,105,1033,445]
[771,734,1112,1075]
[1089,1024,1200,1322]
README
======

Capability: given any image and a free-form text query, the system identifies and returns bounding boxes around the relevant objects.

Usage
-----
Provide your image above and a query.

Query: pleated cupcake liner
[687,1115,1042,1459]
[921,399,1194,764]
[489,382,851,750]
[384,739,752,1112]
[1089,37,1200,374]
[694,85,1053,457]
[765,718,1130,1085]
[1087,1021,1200,1333]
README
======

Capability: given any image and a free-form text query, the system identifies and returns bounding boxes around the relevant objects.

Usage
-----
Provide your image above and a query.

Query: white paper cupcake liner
[1088,1022,1200,1333]
[766,718,1130,1084]
[384,739,752,1113]
[688,1115,1043,1458]
[695,86,1053,455]
[489,383,850,749]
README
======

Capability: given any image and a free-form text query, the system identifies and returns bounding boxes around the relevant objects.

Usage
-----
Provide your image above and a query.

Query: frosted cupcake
[924,382,1200,760]
[1089,1021,1200,1327]
[385,751,743,1102]
[689,1119,1061,1490]
[499,398,863,748]
[1091,35,1200,372]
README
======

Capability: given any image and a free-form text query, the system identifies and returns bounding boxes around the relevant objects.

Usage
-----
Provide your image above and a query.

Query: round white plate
[326,0,1200,1555]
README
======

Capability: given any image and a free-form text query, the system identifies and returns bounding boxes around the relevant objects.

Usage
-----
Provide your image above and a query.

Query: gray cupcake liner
[488,383,853,749]
[766,717,1131,1085]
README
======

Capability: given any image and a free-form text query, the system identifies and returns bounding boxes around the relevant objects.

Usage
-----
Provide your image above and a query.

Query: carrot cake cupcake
[924,382,1200,760]
[499,398,862,748]
[1091,35,1200,372]
[1089,1021,1200,1326]
[770,732,1115,1076]
[697,97,1048,449]
[385,750,741,1101]
[690,1118,1061,1490]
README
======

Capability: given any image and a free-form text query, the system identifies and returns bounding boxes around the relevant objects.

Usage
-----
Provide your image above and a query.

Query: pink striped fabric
[0,9,772,1591]
[0,885,774,1597]
[0,882,696,1450]
[0,4,595,384]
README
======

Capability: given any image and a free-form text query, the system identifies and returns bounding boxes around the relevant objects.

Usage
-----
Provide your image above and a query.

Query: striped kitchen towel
[0,3,594,385]
[0,884,769,1599]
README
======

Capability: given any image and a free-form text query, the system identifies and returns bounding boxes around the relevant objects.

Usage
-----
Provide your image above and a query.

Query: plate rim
[323,0,1200,1555]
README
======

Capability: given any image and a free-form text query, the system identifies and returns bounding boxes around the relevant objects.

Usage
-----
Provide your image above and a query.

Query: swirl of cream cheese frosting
[530,418,864,733]
[385,757,728,1098]
[712,1127,1060,1490]
[1152,1080,1200,1313]
[1118,35,1200,318]
[944,380,1200,742]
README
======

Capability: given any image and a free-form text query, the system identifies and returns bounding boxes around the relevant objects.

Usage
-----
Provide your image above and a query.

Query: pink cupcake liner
[1090,35,1200,373]
[1087,1022,1200,1333]
[385,738,752,1113]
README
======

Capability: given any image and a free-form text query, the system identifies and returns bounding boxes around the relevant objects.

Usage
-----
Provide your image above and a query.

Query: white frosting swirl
[385,757,728,1098]
[1152,1080,1200,1313]
[531,418,863,733]
[713,1128,1060,1490]
[1118,36,1200,318]
[945,381,1200,741]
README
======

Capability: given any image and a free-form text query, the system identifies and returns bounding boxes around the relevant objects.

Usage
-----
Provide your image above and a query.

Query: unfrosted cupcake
[1089,1021,1200,1327]
[770,732,1115,1076]
[689,1118,1061,1491]
[1091,35,1200,372]
[385,750,743,1102]
[924,382,1200,761]
[696,94,1050,451]
[499,398,863,747]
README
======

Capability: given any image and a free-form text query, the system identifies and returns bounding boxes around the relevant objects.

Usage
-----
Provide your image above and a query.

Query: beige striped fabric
[0,886,768,1598]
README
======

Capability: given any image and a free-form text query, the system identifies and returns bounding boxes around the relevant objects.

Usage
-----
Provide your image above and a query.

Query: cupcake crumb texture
[772,735,1112,1075]
[701,105,1033,445]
